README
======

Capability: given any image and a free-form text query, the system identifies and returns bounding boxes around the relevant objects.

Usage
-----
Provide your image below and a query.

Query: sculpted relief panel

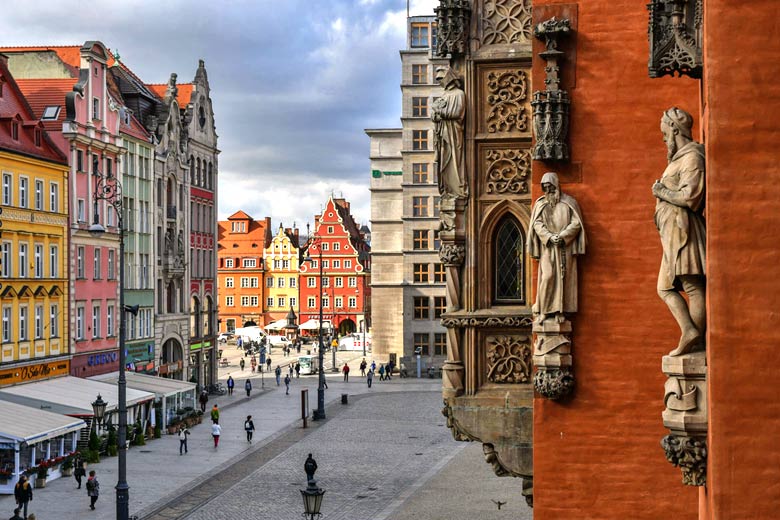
[481,0,533,46]
[484,148,531,195]
[486,335,532,384]
[484,69,530,135]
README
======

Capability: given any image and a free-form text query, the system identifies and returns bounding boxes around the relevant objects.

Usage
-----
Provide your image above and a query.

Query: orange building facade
[216,211,271,333]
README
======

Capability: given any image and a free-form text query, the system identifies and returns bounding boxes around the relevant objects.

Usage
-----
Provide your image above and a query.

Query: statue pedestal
[532,319,574,400]
[660,350,707,486]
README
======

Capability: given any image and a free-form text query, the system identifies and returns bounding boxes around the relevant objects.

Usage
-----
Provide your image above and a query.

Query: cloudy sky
[0,0,440,230]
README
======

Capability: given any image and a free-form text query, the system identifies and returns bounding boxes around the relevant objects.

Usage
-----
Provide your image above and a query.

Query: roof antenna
[407,0,410,18]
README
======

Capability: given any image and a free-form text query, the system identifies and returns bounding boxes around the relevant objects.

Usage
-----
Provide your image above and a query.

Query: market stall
[0,401,85,493]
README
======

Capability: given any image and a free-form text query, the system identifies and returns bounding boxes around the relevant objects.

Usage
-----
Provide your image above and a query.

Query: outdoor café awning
[264,319,287,330]
[0,400,86,444]
[89,372,196,399]
[298,319,332,331]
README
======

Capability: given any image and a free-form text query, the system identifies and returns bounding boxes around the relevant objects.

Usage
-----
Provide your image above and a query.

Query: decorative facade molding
[485,148,531,194]
[481,0,533,46]
[486,335,532,384]
[486,70,529,134]
[483,443,523,477]
[438,243,465,266]
[533,367,574,400]
[441,315,534,329]
[647,0,703,79]
[441,403,478,442]
[434,0,471,58]
[661,434,707,486]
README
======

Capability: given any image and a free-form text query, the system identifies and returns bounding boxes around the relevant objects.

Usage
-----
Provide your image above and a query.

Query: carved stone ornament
[485,149,530,194]
[486,336,532,384]
[439,243,465,266]
[661,434,707,486]
[441,315,534,329]
[441,402,478,442]
[434,0,471,58]
[532,18,572,161]
[647,0,703,79]
[482,443,524,477]
[486,70,529,134]
[481,0,532,45]
[533,367,574,400]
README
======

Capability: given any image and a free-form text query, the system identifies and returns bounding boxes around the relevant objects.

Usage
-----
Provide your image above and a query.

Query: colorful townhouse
[299,197,371,337]
[217,211,271,334]
[0,54,70,385]
[262,223,301,328]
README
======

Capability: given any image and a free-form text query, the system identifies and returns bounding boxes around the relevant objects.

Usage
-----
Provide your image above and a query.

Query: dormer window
[93,98,100,120]
[34,128,42,147]
[11,120,19,141]
[42,106,60,120]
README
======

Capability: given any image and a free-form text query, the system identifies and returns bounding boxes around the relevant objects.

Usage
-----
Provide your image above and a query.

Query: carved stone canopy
[648,0,703,79]
[435,0,471,58]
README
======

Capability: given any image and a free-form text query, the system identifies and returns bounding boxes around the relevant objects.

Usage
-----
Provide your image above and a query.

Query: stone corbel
[532,320,574,400]
[647,0,703,79]
[531,17,571,161]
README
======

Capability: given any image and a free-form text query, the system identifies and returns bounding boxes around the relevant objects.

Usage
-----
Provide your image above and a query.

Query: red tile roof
[147,83,194,108]
[14,78,75,130]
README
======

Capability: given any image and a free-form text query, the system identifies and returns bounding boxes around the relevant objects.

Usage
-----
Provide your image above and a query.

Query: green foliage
[88,430,100,452]
[154,425,162,439]
[134,431,146,446]
[84,450,100,464]
[107,429,118,456]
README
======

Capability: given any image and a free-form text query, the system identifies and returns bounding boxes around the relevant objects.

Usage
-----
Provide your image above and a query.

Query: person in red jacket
[342,363,350,382]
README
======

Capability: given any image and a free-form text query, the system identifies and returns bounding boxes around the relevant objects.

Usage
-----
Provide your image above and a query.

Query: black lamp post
[89,155,137,520]
[302,225,326,421]
[91,394,108,428]
[300,454,325,519]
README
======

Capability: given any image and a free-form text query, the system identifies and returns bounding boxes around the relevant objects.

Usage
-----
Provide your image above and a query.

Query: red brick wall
[531,1,699,518]
[703,1,780,517]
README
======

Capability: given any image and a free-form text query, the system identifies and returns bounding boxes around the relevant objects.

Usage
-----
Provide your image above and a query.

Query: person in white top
[211,422,222,448]
[178,426,190,455]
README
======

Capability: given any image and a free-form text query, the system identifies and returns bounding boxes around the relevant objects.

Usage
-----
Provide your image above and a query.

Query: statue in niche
[432,66,467,202]
[528,172,586,324]
[165,228,174,253]
[177,230,185,256]
[652,107,706,356]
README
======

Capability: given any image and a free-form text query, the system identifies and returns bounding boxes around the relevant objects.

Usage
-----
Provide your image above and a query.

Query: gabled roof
[14,78,74,131]
[0,45,84,76]
[227,210,252,221]
[147,82,194,108]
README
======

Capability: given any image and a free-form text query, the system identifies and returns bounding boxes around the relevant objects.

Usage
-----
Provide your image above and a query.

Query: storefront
[0,359,70,388]
[90,372,196,429]
[70,350,120,378]
[127,341,156,375]
[0,401,85,494]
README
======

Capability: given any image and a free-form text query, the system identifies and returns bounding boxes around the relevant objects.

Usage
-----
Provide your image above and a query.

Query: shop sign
[0,360,70,386]
[88,352,118,366]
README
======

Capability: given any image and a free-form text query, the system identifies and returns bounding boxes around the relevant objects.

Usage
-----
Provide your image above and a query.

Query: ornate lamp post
[91,394,108,428]
[89,155,137,520]
[302,225,326,421]
[300,454,325,519]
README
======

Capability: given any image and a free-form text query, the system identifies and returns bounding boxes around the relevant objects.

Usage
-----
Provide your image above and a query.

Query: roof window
[42,106,60,120]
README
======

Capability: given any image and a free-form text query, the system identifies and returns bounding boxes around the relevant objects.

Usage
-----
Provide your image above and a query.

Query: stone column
[440,241,465,399]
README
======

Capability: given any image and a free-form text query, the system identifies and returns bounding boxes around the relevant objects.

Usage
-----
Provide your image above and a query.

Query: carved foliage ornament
[533,368,574,400]
[660,434,707,486]
[486,335,532,384]
[441,315,534,329]
[648,0,703,79]
[486,70,529,134]
[481,0,533,45]
[485,149,530,194]
[439,243,465,266]
[441,402,478,442]
[434,0,471,58]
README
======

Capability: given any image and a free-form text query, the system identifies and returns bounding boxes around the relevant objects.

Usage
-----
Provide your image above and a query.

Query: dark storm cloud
[0,0,439,228]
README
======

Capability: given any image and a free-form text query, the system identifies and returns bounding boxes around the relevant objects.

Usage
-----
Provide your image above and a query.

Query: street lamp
[300,454,325,519]
[91,394,108,428]
[301,225,326,421]
[89,155,135,520]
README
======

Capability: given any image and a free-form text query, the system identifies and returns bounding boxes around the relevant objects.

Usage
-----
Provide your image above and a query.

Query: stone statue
[304,453,317,483]
[652,107,706,356]
[165,228,174,253]
[177,230,185,255]
[528,172,586,324]
[432,66,467,201]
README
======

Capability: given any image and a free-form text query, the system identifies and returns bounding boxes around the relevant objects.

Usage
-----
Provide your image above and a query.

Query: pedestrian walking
[275,365,282,386]
[251,357,257,372]
[360,359,367,377]
[237,336,243,350]
[9,508,23,520]
[199,389,209,412]
[386,360,393,380]
[371,360,376,373]
[178,426,190,455]
[240,358,245,371]
[367,368,374,388]
[212,422,222,448]
[73,453,86,489]
[244,415,255,443]
[284,374,291,395]
[210,404,220,424]
[295,362,301,378]
[86,470,100,510]
[378,364,385,381]
[13,475,32,519]
[227,375,235,396]
[266,356,272,372]
[289,364,294,377]
[342,363,350,382]
[245,378,252,397]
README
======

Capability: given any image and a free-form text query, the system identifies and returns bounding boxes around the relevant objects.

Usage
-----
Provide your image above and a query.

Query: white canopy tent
[298,319,333,331]
[264,319,287,331]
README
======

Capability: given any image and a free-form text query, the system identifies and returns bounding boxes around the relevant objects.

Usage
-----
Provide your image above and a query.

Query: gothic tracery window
[494,216,524,303]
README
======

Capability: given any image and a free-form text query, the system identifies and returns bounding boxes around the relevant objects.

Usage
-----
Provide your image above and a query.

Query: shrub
[154,425,162,439]
[134,431,146,446]
[88,430,100,452]
[107,429,118,456]
[85,450,100,464]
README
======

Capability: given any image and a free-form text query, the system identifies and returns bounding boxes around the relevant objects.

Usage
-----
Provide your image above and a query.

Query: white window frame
[307,297,315,308]
[290,297,297,308]
[107,305,114,337]
[92,303,101,338]
[335,277,343,288]
[290,277,297,288]
[226,296,234,307]
[307,277,316,288]
[34,179,43,210]
[348,297,357,308]
[34,304,44,339]
[278,278,285,288]
[266,297,274,308]
[225,277,234,288]
[19,176,28,208]
[49,245,58,278]
[348,277,357,287]
[242,258,257,268]
[2,306,11,343]
[49,304,59,338]
[225,258,234,268]
[19,305,28,341]
[49,182,59,212]
[34,244,43,278]
[76,306,85,340]
[266,277,274,288]
[335,297,343,308]
[18,243,28,278]
[277,297,285,308]
[0,242,10,278]
[2,173,11,205]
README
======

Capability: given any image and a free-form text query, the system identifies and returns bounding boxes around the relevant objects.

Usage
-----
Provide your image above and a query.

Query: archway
[161,338,184,380]
[338,319,356,336]
[243,320,257,327]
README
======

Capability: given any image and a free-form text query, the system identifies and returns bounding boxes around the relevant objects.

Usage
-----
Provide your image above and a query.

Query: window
[348,296,357,308]
[2,173,10,205]
[49,182,59,212]
[49,245,58,278]
[278,297,285,307]
[412,64,427,84]
[413,230,429,250]
[250,277,259,288]
[335,277,343,288]
[434,263,446,283]
[11,121,18,141]
[307,277,316,288]
[225,259,234,268]
[266,277,274,288]
[434,296,446,318]
[308,297,316,308]
[225,277,234,288]
[42,105,60,120]
[433,230,441,250]
[432,23,438,49]
[266,297,274,308]
[107,305,114,337]
[413,263,429,283]
[412,97,428,117]
[127,313,136,340]
[0,242,10,277]
[77,150,84,172]
[107,250,115,279]
[240,277,250,288]
[322,243,329,251]
[334,296,343,308]
[333,243,340,251]
[333,260,340,268]
[18,243,27,277]
[345,260,352,269]
[322,260,329,269]
[34,305,43,339]
[290,277,297,288]
[93,248,101,279]
[34,180,43,210]
[19,305,27,341]
[77,199,85,222]
[34,244,43,278]
[434,333,447,356]
[412,197,429,217]
[77,247,85,278]
[243,258,257,268]
[2,306,10,342]
[273,259,281,269]
[278,277,286,288]
[322,277,330,287]
[494,217,525,302]
[348,276,357,287]
[226,296,234,307]
[19,177,28,208]
[93,97,100,120]
[282,259,290,269]
[92,304,101,338]
[49,304,58,337]
[411,23,430,47]
[322,297,330,308]
[251,296,259,307]
[414,333,430,356]
[412,163,429,184]
[412,130,428,151]
[434,196,441,217]
[327,226,334,234]
[414,297,429,319]
[290,297,297,308]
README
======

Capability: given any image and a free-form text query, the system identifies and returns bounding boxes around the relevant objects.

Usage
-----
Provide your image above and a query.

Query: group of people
[344,359,394,388]
[11,456,100,517]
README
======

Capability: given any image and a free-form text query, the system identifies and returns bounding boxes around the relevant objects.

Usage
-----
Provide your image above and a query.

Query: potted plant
[35,462,49,488]
[61,456,74,477]
[0,468,11,484]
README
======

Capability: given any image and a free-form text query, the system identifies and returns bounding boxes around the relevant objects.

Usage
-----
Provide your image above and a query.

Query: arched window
[191,296,201,338]
[494,216,525,303]
[196,158,201,187]
[205,296,213,336]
